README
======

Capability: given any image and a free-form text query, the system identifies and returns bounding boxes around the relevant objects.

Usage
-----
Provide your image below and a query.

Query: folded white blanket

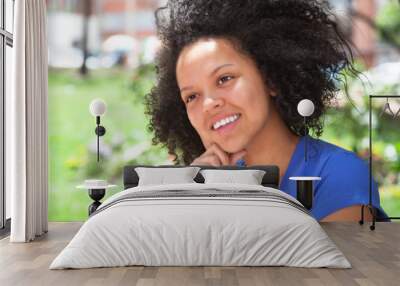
[50,183,351,269]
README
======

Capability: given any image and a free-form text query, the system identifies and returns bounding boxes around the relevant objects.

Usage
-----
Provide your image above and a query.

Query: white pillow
[135,167,201,186]
[200,169,266,185]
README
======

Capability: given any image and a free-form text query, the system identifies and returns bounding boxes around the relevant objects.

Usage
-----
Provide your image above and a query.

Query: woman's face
[176,38,276,153]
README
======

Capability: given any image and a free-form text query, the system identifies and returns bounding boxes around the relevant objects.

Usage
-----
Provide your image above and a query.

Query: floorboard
[0,222,399,286]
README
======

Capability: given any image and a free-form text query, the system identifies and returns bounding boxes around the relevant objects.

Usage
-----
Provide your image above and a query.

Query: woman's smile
[210,113,241,130]
[211,113,241,135]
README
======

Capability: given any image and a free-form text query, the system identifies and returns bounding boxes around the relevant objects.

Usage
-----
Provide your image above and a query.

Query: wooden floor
[0,222,399,286]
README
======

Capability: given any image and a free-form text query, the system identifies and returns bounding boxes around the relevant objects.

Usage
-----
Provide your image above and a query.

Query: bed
[49,165,350,269]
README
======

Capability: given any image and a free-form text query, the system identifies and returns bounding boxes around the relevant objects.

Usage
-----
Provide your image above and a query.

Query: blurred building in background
[331,0,399,67]
[99,0,160,38]
[46,0,399,70]
[47,0,165,69]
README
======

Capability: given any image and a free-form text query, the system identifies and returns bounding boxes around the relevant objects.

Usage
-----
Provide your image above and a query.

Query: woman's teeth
[213,114,240,130]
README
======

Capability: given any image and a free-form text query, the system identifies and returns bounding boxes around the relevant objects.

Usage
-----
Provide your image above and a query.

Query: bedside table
[289,176,321,210]
[77,180,117,216]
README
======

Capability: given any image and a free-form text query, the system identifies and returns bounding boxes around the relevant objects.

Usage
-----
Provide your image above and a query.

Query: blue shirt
[237,135,387,220]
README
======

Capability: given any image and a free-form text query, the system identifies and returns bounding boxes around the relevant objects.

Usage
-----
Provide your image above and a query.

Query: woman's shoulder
[311,136,365,162]
[309,136,369,178]
[308,136,386,220]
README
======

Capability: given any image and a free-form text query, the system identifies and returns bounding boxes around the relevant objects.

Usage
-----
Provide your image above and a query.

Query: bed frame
[123,165,280,189]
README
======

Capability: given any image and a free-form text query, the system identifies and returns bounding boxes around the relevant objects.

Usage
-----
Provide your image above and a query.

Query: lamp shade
[89,99,107,116]
[297,99,315,117]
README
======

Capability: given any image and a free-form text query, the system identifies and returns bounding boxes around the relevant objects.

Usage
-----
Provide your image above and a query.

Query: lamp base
[289,177,321,210]
[88,188,105,215]
[296,180,314,210]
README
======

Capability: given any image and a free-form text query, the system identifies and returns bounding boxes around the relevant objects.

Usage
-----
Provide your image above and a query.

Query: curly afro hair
[145,0,359,165]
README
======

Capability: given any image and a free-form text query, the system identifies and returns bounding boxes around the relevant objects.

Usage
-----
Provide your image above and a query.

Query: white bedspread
[50,183,351,269]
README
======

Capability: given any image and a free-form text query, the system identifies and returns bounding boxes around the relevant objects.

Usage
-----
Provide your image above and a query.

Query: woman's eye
[185,93,197,103]
[218,75,233,85]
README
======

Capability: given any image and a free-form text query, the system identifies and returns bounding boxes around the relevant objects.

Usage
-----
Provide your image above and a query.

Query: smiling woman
[145,0,356,167]
[144,0,387,221]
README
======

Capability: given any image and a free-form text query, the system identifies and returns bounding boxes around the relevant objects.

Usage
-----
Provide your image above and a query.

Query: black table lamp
[290,99,321,210]
[89,99,107,162]
[297,99,315,162]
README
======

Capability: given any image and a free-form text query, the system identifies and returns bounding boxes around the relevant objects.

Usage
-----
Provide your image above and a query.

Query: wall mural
[47,0,400,221]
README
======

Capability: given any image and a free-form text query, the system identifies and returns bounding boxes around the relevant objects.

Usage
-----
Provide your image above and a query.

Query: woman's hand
[190,143,246,166]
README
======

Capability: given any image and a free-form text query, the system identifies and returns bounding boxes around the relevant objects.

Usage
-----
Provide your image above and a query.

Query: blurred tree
[80,0,92,76]
[130,62,156,105]
[350,0,400,53]
[376,0,400,47]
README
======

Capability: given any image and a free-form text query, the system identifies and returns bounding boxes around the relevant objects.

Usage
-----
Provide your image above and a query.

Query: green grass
[48,68,168,221]
[379,185,400,217]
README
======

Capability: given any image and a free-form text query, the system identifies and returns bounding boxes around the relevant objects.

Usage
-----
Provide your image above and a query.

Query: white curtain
[7,0,48,242]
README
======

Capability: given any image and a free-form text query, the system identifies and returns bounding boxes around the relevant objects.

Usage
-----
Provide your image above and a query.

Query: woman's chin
[219,144,246,155]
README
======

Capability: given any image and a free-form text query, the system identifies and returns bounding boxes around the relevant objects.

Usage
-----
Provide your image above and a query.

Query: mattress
[50,183,351,269]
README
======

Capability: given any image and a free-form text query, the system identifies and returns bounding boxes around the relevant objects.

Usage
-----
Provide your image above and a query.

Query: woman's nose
[203,94,224,113]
